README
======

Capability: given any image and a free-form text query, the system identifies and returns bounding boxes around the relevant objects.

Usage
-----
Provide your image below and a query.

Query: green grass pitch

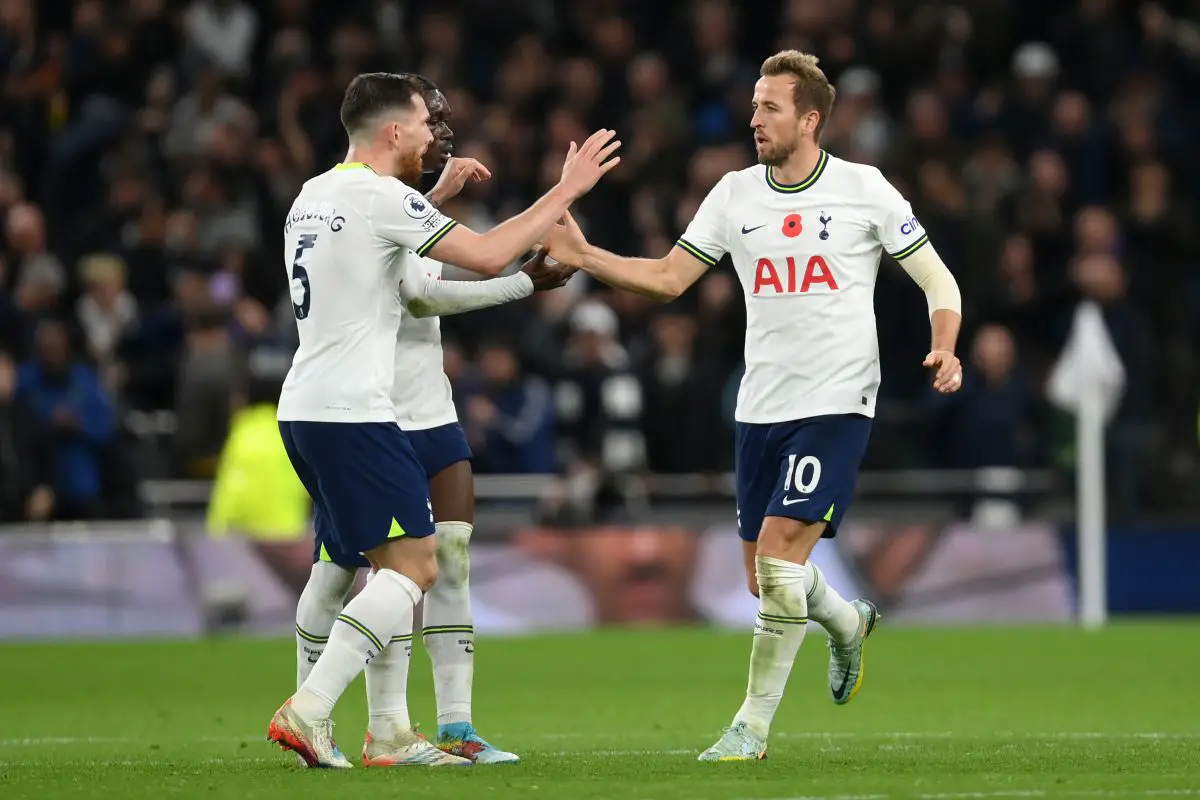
[2,623,1198,799]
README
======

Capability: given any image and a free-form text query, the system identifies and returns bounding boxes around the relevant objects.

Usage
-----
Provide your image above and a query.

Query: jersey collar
[334,161,379,174]
[765,149,828,194]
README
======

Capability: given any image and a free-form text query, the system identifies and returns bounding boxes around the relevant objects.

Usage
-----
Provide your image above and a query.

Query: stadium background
[3,0,1199,633]
[3,2,1200,797]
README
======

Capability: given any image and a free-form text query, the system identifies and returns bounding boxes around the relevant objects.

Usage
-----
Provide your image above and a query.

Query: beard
[396,147,425,185]
[757,138,797,167]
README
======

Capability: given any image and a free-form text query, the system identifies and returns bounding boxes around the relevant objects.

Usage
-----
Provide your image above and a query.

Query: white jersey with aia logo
[677,150,929,424]
[391,255,457,431]
[276,162,459,423]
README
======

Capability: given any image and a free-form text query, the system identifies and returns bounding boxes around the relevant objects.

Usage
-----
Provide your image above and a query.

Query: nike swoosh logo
[832,660,854,700]
[780,496,809,506]
[741,224,766,234]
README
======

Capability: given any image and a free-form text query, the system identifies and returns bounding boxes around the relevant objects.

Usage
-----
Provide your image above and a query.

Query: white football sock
[292,568,423,722]
[804,562,862,646]
[733,556,808,739]
[365,565,414,739]
[422,521,474,726]
[295,561,356,689]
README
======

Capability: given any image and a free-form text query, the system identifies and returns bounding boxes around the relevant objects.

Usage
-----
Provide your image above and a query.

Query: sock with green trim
[365,564,415,739]
[732,556,809,739]
[804,562,861,645]
[292,568,423,723]
[423,521,475,726]
[295,561,356,690]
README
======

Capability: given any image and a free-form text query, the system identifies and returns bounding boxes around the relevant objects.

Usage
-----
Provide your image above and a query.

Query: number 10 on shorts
[784,454,822,496]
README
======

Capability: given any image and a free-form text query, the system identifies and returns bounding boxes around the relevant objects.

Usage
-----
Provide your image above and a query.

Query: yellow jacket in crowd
[207,404,310,541]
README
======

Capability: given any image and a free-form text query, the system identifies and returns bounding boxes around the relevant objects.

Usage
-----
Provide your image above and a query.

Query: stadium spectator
[5,203,64,339]
[172,307,239,478]
[75,253,138,394]
[15,319,115,519]
[555,299,645,477]
[639,311,726,474]
[462,339,558,475]
[932,324,1039,471]
[0,348,55,522]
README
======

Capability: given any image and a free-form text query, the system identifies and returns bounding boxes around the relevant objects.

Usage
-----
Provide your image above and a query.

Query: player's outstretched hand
[558,130,621,200]
[924,349,963,394]
[541,211,590,267]
[522,247,578,292]
[428,157,491,205]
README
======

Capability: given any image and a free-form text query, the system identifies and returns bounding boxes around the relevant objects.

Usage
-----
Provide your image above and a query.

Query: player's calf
[295,561,356,689]
[702,517,824,760]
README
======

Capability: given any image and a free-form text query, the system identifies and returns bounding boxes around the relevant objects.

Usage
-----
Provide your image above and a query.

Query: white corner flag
[1046,300,1126,630]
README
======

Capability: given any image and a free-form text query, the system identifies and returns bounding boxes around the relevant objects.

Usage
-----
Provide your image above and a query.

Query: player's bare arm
[895,243,963,393]
[399,249,573,318]
[426,157,491,206]
[425,130,622,276]
[543,212,707,302]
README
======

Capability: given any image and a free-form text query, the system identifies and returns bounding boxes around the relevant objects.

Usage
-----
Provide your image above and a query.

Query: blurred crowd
[1,0,1199,524]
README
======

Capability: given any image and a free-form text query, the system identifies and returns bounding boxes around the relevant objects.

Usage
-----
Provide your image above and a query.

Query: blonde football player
[543,51,963,761]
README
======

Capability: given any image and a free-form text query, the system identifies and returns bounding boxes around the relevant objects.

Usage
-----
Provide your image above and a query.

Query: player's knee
[433,530,470,587]
[401,546,439,591]
[757,516,824,561]
[412,558,439,592]
[368,537,439,591]
[302,562,355,611]
[384,555,437,592]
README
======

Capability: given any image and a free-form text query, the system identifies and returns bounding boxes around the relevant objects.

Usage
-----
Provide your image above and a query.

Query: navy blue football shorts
[304,422,471,569]
[734,414,872,541]
[279,420,437,568]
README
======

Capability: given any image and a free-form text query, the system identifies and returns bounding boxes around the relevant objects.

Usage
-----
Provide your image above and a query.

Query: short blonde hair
[760,50,837,139]
[78,253,126,286]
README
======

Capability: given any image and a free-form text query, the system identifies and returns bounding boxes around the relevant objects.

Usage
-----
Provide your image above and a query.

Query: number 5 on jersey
[290,233,319,320]
[781,454,821,505]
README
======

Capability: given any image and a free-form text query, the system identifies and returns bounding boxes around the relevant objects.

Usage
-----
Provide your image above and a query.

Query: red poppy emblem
[782,214,802,238]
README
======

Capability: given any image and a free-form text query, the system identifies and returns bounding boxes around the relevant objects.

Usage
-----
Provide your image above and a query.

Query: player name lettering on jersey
[675,151,932,424]
[284,201,346,234]
[752,255,838,295]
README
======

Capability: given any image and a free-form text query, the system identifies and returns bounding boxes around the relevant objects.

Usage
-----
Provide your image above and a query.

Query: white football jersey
[391,255,458,430]
[276,162,458,423]
[678,150,930,424]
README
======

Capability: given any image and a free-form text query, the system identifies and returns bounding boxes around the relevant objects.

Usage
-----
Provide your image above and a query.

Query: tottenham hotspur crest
[819,213,832,240]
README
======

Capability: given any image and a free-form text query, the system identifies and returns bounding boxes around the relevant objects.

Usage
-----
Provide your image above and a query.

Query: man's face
[391,93,434,185]
[479,344,516,386]
[422,89,454,172]
[34,323,70,377]
[750,74,817,166]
